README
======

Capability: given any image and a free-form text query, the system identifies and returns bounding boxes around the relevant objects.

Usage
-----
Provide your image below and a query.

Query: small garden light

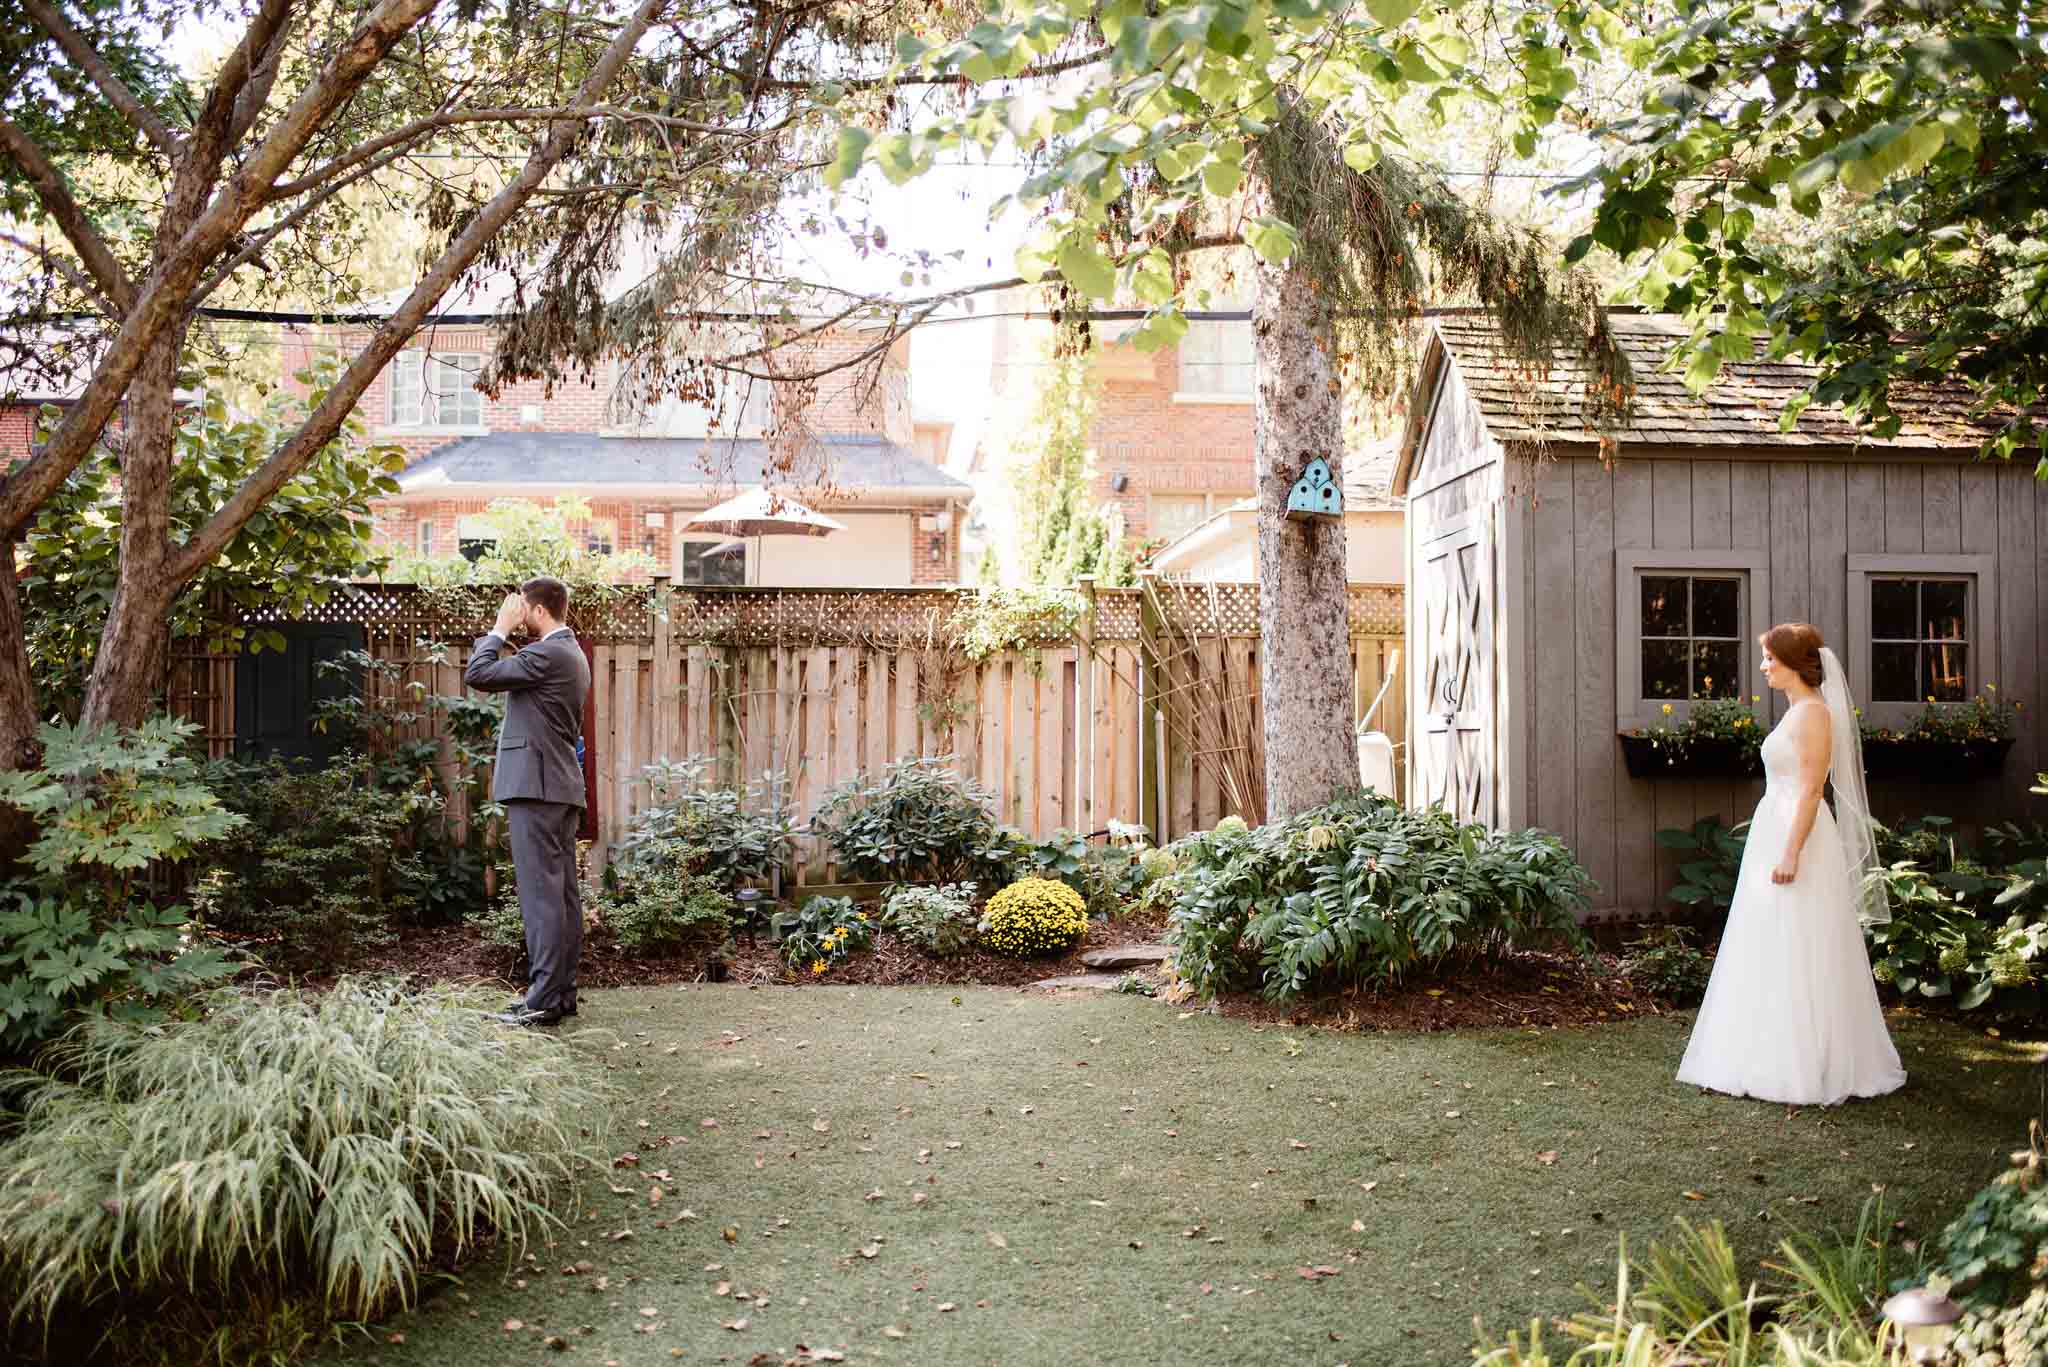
[1881,1287,1964,1363]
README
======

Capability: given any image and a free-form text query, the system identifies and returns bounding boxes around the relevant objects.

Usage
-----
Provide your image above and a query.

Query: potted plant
[1860,687,2019,781]
[1620,697,1766,779]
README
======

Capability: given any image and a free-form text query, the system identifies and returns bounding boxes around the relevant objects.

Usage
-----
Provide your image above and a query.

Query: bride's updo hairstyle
[1760,622,1826,688]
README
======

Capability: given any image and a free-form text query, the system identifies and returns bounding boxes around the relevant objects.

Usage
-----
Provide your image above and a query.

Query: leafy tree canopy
[1558,0,2047,467]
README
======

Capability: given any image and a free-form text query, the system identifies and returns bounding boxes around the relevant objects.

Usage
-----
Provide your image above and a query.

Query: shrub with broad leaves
[1167,795,1593,1002]
[882,882,980,957]
[0,719,237,1052]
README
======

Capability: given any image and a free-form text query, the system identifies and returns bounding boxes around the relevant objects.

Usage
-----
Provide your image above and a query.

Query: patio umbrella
[681,487,846,540]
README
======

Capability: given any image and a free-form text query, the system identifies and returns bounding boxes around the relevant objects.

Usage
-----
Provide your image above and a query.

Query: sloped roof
[396,431,968,496]
[1343,435,1402,511]
[1418,311,2002,459]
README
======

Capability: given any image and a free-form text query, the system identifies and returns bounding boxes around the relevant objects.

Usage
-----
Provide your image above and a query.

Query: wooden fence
[170,579,1405,884]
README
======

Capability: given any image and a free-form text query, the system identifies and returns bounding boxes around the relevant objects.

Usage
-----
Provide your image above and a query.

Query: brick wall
[0,405,33,464]
[982,301,1255,546]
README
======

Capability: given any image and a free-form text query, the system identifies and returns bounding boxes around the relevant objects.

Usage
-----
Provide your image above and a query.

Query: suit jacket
[465,627,591,807]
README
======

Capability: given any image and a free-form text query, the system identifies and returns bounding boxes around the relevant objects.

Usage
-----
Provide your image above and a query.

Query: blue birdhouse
[1285,457,1342,521]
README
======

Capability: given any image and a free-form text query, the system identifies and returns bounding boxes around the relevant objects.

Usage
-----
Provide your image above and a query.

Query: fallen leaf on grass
[800,1349,846,1363]
[1289,1140,1311,1151]
[722,1225,739,1243]
[1537,1151,1559,1166]
[1351,1219,1366,1232]
[724,1318,749,1331]
[614,1152,640,1168]
[812,1118,831,1134]
[639,1307,660,1318]
[881,1325,906,1339]
[911,1193,929,1206]
[1359,1180,1378,1193]
[938,1303,956,1312]
[987,1232,1008,1249]
[504,1319,525,1332]
[714,1282,731,1297]
[859,1244,880,1259]
[1445,1110,1462,1119]
[865,1189,885,1202]
[1297,1266,1343,1281]
[1683,1190,1707,1201]
[700,1118,720,1129]
[649,1186,663,1205]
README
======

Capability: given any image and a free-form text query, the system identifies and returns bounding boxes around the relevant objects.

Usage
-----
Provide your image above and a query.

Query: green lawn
[327,987,2040,1367]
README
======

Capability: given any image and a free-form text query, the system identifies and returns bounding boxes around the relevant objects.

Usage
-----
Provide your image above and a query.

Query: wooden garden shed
[1393,311,2048,919]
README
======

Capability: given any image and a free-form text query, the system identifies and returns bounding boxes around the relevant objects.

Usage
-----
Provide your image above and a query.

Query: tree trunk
[0,548,40,769]
[78,327,183,732]
[1251,194,1356,822]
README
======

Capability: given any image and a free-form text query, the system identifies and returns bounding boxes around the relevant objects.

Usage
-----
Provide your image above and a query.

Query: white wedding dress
[1676,702,1907,1105]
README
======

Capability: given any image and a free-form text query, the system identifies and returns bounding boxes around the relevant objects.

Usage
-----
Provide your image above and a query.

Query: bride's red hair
[1760,622,1826,688]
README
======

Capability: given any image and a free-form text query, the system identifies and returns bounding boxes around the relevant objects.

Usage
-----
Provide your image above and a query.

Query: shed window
[1868,576,1969,702]
[1846,556,1994,722]
[1614,549,1771,730]
[1639,574,1743,701]
[1176,321,1255,398]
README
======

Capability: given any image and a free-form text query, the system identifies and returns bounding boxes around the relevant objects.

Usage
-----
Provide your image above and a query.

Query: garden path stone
[1079,944,1173,970]
[1032,973,1125,991]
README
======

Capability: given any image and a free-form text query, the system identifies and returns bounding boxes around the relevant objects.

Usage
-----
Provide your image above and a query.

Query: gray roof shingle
[1432,312,2004,453]
[398,431,968,493]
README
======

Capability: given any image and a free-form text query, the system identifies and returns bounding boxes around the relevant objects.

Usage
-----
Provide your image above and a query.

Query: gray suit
[466,627,592,1014]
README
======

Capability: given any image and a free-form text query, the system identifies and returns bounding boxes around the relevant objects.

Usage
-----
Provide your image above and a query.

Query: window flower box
[1619,733,1765,780]
[1862,736,2014,782]
[1621,697,1766,779]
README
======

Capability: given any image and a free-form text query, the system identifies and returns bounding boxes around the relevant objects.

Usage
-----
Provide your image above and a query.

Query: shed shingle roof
[1433,312,2003,453]
[398,431,968,494]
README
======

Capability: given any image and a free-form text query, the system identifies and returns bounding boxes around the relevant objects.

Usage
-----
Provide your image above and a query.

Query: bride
[1676,622,1906,1106]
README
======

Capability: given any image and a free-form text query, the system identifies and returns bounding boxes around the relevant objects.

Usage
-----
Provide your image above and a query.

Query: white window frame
[1173,319,1255,403]
[675,534,748,586]
[385,351,485,432]
[603,334,775,438]
[416,520,435,556]
[1614,549,1772,731]
[1149,491,1241,544]
[1847,554,1996,728]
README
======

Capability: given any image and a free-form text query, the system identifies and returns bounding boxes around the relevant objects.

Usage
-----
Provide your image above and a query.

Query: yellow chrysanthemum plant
[980,878,1089,957]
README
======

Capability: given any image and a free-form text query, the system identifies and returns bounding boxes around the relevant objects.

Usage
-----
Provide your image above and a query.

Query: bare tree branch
[0,119,138,311]
[264,102,789,204]
[171,0,676,580]
[0,0,443,539]
[0,231,119,317]
[20,0,183,158]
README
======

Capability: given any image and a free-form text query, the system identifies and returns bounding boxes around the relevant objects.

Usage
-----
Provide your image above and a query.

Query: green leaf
[1243,215,1300,266]
[1055,240,1117,300]
[1834,118,1947,195]
[1365,0,1422,27]
[825,126,871,191]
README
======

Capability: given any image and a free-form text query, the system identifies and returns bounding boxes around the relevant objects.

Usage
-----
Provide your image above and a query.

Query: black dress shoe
[487,1008,566,1027]
[506,999,577,1017]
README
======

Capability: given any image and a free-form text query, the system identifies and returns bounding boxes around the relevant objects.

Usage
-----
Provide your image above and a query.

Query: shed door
[1415,515,1495,825]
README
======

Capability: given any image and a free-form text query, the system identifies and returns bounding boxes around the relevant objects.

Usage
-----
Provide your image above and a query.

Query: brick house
[289,313,969,586]
[972,290,1404,583]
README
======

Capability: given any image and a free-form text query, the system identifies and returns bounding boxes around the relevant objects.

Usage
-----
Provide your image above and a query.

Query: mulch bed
[357,909,1681,1031]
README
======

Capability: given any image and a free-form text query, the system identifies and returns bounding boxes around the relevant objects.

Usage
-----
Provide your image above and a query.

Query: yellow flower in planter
[811,959,827,975]
[981,878,1088,957]
[1661,703,1674,716]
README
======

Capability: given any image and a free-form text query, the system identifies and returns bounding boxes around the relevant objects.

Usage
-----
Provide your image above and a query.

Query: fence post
[1073,576,1095,836]
[649,574,674,765]
[1136,570,1167,842]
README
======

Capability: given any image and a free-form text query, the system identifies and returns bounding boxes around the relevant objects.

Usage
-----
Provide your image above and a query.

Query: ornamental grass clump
[0,980,603,1351]
[981,878,1088,956]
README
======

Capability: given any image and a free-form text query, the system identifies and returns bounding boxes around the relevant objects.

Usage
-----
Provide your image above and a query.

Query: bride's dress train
[1676,706,1906,1106]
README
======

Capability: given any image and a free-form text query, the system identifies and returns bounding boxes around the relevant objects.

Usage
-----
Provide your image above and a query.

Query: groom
[465,576,591,1027]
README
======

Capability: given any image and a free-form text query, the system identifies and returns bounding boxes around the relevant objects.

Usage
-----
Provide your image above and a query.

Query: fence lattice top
[235,580,1402,646]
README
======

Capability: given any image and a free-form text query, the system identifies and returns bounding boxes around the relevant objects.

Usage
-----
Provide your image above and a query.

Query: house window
[1176,320,1254,399]
[1639,574,1743,701]
[417,521,435,556]
[1847,555,1994,721]
[1614,549,1771,728]
[1151,492,1244,543]
[456,513,497,564]
[679,539,745,586]
[578,518,617,557]
[389,352,483,428]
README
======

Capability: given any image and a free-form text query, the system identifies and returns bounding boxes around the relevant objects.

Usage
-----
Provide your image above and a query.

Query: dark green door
[233,623,367,764]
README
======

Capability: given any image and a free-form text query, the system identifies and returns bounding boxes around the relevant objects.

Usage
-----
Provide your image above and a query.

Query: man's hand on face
[493,592,527,639]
